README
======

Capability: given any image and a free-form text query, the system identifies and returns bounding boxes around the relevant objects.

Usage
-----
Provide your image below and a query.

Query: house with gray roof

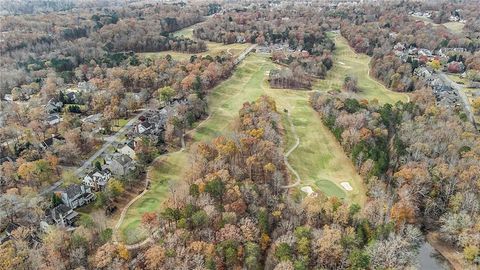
[83,169,112,191]
[58,184,95,209]
[48,204,79,227]
[105,154,135,176]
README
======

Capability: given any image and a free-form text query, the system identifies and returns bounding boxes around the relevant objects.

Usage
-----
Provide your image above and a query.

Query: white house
[83,169,112,191]
[136,122,152,134]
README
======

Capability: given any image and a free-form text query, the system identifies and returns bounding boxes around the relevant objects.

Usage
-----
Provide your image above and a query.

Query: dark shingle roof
[63,184,84,198]
[114,154,132,166]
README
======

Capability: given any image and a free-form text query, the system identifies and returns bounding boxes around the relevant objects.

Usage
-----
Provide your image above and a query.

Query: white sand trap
[338,61,346,65]
[301,186,314,196]
[340,182,353,191]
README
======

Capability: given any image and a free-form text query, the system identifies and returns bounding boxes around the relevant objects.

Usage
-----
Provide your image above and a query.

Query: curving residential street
[438,72,477,130]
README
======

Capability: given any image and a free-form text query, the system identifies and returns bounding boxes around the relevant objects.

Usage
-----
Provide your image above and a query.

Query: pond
[418,241,451,270]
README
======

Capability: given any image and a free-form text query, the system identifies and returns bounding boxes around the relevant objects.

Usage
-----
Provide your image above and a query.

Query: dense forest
[311,89,480,265]
[1,0,480,269]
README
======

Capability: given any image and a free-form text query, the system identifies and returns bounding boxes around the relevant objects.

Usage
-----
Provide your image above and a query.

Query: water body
[418,241,451,270]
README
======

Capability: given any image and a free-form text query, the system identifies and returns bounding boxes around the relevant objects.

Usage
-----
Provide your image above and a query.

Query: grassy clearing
[119,53,370,243]
[443,22,465,34]
[138,43,249,61]
[314,33,409,104]
[138,25,249,61]
[410,15,465,34]
[119,151,186,244]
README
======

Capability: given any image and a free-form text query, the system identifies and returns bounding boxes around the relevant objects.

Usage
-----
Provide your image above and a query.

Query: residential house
[3,94,13,102]
[236,35,246,43]
[46,114,62,125]
[438,47,466,56]
[393,42,405,51]
[0,156,13,165]
[58,184,95,209]
[418,48,433,57]
[39,134,65,150]
[48,204,79,227]
[77,81,97,93]
[407,47,418,55]
[119,140,136,159]
[82,113,102,124]
[45,98,63,113]
[414,67,433,78]
[0,222,42,247]
[83,169,112,191]
[65,91,78,104]
[105,154,135,176]
[449,15,460,22]
[136,121,152,134]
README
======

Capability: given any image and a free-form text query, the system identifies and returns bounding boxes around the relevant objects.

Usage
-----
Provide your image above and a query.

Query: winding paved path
[281,111,301,189]
[112,43,257,249]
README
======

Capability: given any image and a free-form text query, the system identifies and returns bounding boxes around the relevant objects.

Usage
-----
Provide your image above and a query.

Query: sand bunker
[301,186,314,196]
[340,182,353,191]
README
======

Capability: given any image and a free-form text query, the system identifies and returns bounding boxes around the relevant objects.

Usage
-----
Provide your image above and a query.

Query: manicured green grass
[119,151,186,244]
[261,82,365,205]
[139,43,249,62]
[119,53,372,243]
[314,33,409,104]
[173,25,195,39]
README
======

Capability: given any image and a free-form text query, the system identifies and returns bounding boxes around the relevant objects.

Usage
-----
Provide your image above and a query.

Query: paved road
[438,72,477,129]
[39,109,149,196]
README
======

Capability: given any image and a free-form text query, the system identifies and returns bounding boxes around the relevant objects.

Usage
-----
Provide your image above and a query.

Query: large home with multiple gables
[105,154,135,176]
[47,204,79,227]
[118,140,136,160]
[83,168,112,191]
[57,184,95,209]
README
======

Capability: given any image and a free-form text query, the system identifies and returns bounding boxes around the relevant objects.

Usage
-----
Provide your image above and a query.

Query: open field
[314,33,409,104]
[118,53,369,243]
[138,24,249,61]
[411,16,465,34]
[443,22,465,34]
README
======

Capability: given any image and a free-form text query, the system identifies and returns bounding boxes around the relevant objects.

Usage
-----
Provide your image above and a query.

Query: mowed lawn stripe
[315,33,409,104]
[119,55,270,243]
[119,53,369,243]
